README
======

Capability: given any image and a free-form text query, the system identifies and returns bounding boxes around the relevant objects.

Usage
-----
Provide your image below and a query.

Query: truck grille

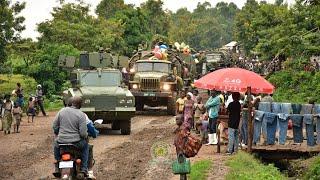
[141,78,159,90]
[91,96,117,110]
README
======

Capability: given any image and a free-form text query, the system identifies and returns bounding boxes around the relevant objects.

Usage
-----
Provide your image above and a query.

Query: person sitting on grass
[227,92,241,155]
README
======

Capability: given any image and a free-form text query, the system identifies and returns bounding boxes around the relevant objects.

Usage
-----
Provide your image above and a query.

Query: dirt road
[0,110,177,180]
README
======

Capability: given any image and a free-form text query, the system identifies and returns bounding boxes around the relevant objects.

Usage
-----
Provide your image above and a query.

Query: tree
[0,1,25,66]
[26,43,79,95]
[96,0,128,19]
[37,3,123,51]
[140,0,170,36]
[169,2,239,50]
[111,7,151,55]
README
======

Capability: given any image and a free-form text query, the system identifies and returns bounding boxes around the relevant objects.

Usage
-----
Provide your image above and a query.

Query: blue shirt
[205,96,220,118]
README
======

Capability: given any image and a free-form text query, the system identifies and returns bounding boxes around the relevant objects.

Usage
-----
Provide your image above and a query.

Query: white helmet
[37,84,42,88]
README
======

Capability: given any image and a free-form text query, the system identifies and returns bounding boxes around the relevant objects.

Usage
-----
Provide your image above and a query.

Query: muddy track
[0,111,176,180]
[96,116,176,180]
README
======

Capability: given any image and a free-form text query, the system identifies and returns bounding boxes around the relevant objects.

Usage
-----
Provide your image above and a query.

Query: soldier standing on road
[36,84,47,116]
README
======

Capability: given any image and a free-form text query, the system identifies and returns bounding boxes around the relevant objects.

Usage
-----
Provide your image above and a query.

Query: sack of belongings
[174,128,202,158]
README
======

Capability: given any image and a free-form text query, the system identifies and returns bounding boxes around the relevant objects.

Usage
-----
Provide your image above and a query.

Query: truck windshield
[80,71,121,87]
[137,62,169,73]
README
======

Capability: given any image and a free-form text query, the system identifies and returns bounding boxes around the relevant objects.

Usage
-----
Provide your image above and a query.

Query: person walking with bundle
[27,97,36,123]
[2,94,14,135]
[227,92,241,155]
[12,102,22,133]
[205,90,220,145]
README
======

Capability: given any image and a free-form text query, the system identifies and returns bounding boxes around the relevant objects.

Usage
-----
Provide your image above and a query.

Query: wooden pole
[247,86,253,152]
[217,119,221,153]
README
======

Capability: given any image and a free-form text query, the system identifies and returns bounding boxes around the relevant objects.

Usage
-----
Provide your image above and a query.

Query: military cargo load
[127,42,199,115]
[60,50,135,135]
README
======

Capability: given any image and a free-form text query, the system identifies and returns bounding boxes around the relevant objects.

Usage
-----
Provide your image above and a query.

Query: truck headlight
[119,99,126,104]
[84,99,91,104]
[163,84,171,91]
[132,84,138,89]
[126,99,133,104]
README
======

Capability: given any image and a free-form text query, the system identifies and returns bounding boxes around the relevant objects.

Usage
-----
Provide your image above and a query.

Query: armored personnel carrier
[59,50,135,135]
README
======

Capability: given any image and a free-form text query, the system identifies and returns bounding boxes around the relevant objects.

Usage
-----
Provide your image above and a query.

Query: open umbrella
[194,68,274,94]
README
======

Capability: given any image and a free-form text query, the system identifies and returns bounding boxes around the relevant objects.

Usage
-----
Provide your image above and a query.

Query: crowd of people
[0,83,47,134]
[175,88,273,155]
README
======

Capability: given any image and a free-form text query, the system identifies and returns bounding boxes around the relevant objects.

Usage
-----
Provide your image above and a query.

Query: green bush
[268,70,320,103]
[226,151,285,180]
[189,159,212,180]
[0,74,37,97]
[304,156,320,180]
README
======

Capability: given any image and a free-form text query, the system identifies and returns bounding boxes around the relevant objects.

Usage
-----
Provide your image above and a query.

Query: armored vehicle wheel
[167,96,176,115]
[120,120,131,135]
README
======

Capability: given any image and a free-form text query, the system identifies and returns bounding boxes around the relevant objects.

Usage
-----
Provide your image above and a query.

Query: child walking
[227,92,241,155]
[27,97,35,123]
[194,96,205,134]
[12,102,22,133]
[200,113,209,144]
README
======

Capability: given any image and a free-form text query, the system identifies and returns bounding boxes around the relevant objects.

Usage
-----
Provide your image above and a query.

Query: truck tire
[112,122,121,130]
[167,95,176,115]
[135,101,144,111]
[120,120,131,135]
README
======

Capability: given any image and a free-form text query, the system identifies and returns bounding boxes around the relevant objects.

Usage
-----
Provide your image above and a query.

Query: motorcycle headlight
[130,68,135,73]
[163,84,171,91]
[84,99,91,104]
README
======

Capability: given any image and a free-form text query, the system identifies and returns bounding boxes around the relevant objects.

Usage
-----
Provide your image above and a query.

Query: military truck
[128,56,178,115]
[59,51,135,135]
[205,51,231,73]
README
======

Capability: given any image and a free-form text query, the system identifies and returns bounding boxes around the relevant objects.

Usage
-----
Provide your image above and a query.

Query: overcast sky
[13,0,294,39]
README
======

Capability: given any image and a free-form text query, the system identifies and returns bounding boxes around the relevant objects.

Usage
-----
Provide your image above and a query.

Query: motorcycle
[56,144,85,180]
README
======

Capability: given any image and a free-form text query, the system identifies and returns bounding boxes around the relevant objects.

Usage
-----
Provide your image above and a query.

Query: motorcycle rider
[36,84,47,116]
[52,96,89,177]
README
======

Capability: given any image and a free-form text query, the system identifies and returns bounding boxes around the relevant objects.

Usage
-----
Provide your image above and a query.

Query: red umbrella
[194,68,275,94]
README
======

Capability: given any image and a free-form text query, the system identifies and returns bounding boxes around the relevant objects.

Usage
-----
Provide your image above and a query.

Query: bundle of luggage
[174,128,202,158]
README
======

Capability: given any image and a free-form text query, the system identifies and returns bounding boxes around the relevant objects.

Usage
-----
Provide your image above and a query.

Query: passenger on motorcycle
[52,96,89,177]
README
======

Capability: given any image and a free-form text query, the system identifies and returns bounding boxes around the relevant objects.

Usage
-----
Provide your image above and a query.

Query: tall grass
[189,159,212,180]
[226,151,286,180]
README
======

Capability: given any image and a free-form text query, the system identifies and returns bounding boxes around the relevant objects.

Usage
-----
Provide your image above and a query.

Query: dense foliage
[304,156,320,180]
[0,1,25,66]
[0,0,319,98]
